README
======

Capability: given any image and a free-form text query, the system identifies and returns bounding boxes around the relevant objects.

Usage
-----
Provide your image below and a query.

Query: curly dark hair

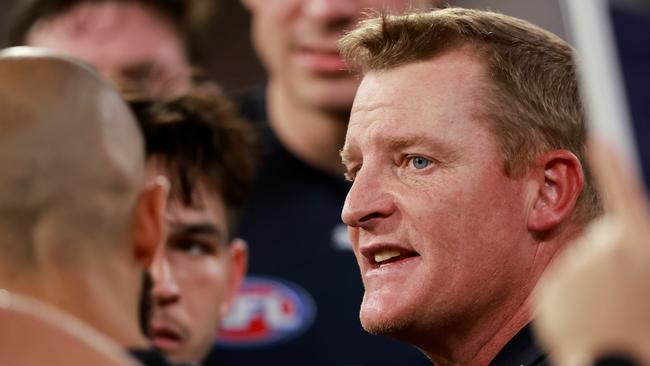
[128,86,258,235]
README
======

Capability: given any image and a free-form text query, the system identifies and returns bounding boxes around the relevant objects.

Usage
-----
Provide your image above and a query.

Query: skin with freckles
[341,48,585,366]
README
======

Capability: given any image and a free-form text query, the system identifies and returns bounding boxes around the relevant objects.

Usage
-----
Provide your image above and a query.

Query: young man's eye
[172,239,213,256]
[409,156,432,170]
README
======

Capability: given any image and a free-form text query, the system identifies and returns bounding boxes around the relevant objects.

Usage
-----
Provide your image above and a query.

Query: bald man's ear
[527,150,585,232]
[131,176,169,268]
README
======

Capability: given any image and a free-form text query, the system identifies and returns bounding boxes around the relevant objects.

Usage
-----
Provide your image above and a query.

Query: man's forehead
[348,73,427,135]
[346,74,416,155]
[153,169,226,223]
[350,66,431,116]
[27,2,182,55]
[349,73,403,123]
[40,2,162,33]
[148,160,201,199]
[165,197,229,243]
[166,198,225,231]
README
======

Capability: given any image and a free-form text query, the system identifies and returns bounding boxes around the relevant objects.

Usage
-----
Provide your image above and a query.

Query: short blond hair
[340,7,601,223]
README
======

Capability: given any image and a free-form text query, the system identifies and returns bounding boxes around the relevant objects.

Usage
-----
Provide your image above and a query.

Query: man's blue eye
[411,156,431,169]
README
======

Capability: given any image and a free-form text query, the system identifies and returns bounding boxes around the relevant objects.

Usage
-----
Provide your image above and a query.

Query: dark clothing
[207,88,429,365]
[488,324,641,366]
[595,356,640,366]
[489,325,548,366]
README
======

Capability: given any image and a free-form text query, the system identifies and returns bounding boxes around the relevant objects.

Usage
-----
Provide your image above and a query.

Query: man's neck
[419,231,578,366]
[467,295,535,366]
[420,293,535,366]
[427,241,575,366]
[0,258,149,350]
[267,80,349,177]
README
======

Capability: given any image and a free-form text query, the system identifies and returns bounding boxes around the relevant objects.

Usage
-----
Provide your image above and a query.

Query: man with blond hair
[339,8,601,366]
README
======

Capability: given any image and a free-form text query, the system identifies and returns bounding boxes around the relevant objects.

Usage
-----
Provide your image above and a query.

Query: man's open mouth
[371,248,420,268]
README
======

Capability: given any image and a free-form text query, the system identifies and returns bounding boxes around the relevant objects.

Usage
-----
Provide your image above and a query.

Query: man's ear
[527,150,584,232]
[221,238,248,317]
[132,176,169,268]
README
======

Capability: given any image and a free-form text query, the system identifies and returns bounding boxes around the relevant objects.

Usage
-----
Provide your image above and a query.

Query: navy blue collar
[489,324,548,366]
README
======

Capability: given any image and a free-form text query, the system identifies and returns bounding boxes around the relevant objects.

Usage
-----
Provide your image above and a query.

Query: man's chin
[359,299,414,338]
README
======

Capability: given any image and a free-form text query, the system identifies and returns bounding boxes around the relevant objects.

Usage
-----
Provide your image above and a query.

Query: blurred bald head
[0,47,144,267]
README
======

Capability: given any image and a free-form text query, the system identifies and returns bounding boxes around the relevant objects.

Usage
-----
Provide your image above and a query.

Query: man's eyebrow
[340,146,356,166]
[340,135,455,162]
[384,135,458,159]
[384,135,429,150]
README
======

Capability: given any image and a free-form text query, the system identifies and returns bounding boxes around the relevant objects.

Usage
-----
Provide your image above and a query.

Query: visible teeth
[374,249,401,264]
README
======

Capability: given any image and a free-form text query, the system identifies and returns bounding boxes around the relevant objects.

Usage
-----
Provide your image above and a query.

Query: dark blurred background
[0,0,566,93]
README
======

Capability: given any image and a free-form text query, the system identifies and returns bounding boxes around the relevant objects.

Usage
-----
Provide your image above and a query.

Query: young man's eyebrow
[168,222,223,238]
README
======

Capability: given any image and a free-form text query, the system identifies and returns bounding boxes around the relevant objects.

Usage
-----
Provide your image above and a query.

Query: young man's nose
[149,252,181,306]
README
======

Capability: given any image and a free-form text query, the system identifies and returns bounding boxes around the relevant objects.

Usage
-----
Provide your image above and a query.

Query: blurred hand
[534,141,650,366]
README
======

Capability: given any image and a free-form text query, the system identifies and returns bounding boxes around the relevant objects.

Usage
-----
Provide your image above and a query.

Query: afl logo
[215,276,316,347]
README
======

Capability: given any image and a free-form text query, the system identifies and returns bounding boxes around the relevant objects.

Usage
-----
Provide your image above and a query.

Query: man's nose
[341,168,396,229]
[303,0,358,26]
[149,250,180,307]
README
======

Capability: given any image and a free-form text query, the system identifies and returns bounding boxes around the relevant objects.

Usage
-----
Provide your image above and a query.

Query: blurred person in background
[0,47,169,365]
[128,88,256,365]
[9,0,215,98]
[213,1,438,365]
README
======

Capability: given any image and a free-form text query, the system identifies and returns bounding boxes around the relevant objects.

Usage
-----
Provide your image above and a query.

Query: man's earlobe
[132,176,169,267]
[528,150,584,232]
